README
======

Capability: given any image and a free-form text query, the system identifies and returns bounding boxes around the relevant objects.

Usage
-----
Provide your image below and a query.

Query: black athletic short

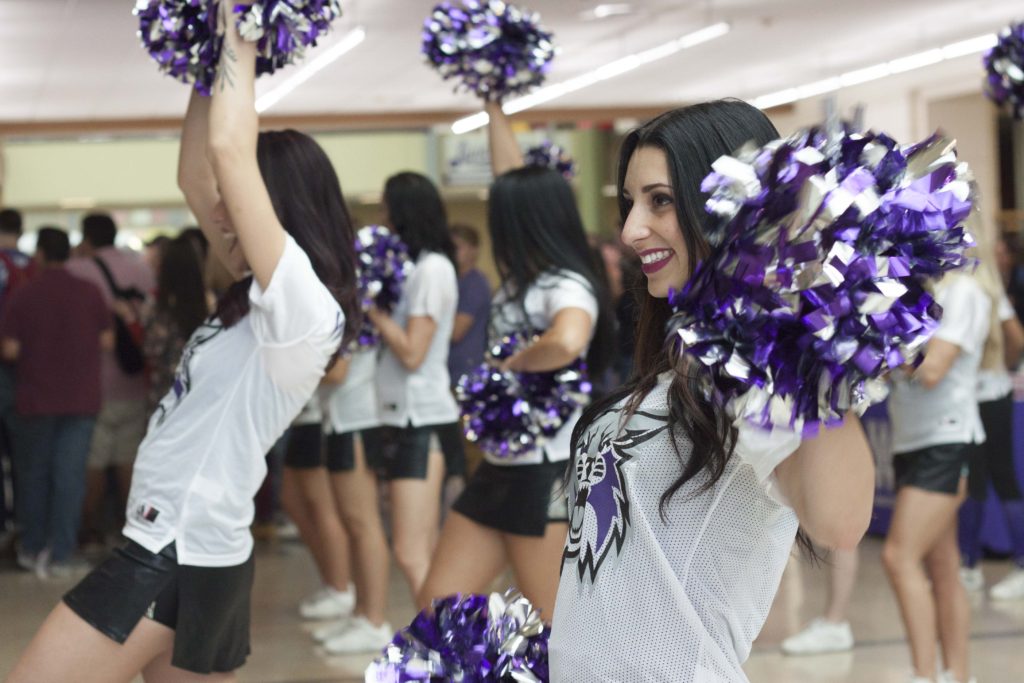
[362,425,435,479]
[283,423,324,469]
[893,443,971,495]
[452,460,569,536]
[64,541,253,674]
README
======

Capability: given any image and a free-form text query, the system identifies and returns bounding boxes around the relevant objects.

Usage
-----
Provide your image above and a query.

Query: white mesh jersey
[550,376,801,682]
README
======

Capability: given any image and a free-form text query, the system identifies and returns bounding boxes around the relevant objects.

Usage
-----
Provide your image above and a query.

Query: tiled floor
[1,536,1022,682]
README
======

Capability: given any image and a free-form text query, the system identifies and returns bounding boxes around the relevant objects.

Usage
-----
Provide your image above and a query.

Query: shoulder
[415,252,456,280]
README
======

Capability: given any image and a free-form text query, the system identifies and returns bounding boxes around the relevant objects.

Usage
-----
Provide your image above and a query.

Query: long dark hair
[488,166,614,375]
[214,129,361,351]
[382,172,456,265]
[571,100,780,514]
[157,234,208,339]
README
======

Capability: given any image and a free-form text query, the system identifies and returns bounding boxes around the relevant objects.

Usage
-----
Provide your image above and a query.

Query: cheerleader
[279,392,354,622]
[323,172,461,654]
[959,233,1024,601]
[548,101,875,682]
[313,349,393,652]
[418,102,615,620]
[7,9,359,680]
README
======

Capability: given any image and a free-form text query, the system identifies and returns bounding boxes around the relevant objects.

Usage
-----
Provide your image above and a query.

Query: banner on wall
[439,129,575,188]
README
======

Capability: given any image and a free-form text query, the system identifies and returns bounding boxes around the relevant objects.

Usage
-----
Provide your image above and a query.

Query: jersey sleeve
[733,422,801,505]
[934,278,991,355]
[248,235,344,347]
[543,272,599,326]
[408,255,456,322]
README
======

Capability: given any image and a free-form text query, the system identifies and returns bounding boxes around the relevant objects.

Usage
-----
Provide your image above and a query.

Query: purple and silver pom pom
[422,1,556,101]
[366,589,549,682]
[984,21,1024,119]
[234,0,344,77]
[524,141,576,179]
[134,0,220,95]
[457,331,591,459]
[352,225,414,349]
[669,126,975,434]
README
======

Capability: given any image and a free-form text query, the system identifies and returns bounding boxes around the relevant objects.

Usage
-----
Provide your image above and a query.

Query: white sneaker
[939,670,977,683]
[299,585,355,620]
[312,616,353,643]
[959,566,984,592]
[989,567,1024,601]
[323,616,392,654]
[909,677,935,683]
[780,618,854,655]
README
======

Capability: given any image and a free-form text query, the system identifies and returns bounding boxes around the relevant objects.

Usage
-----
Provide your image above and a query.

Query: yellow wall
[3,131,431,210]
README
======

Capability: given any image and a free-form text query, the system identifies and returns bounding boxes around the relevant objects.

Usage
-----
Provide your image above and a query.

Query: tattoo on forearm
[216,45,238,92]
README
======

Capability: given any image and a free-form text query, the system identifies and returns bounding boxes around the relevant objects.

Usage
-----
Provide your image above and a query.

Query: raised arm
[178,92,220,236]
[206,2,287,290]
[774,414,875,551]
[485,101,524,177]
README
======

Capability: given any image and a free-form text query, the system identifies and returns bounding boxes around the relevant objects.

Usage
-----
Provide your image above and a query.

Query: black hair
[571,100,781,514]
[0,208,23,236]
[179,226,209,261]
[157,235,209,341]
[82,213,117,247]
[488,165,615,375]
[36,226,70,262]
[213,129,361,351]
[382,172,456,265]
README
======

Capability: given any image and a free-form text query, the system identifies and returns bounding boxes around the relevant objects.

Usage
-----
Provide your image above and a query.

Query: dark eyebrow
[642,183,672,192]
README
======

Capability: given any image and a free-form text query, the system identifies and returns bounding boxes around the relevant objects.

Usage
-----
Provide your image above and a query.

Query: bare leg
[7,603,173,683]
[141,648,237,683]
[824,546,859,623]
[332,449,389,626]
[390,451,444,597]
[417,511,508,610]
[882,485,963,679]
[505,522,568,622]
[928,486,970,683]
[283,466,351,590]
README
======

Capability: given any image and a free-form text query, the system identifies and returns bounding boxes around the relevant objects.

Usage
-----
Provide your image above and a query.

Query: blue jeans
[13,415,96,562]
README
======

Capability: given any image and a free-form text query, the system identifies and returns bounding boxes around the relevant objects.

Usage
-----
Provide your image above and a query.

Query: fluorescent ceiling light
[451,22,730,134]
[592,4,632,19]
[255,27,366,113]
[752,32,996,110]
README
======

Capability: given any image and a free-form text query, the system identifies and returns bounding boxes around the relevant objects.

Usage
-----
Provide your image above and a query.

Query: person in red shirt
[0,207,35,542]
[0,227,112,576]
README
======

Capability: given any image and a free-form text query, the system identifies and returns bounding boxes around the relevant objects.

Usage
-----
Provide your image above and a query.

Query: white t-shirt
[124,236,343,567]
[486,269,599,466]
[376,251,459,427]
[889,276,990,453]
[550,377,801,682]
[293,395,323,426]
[321,348,380,434]
[976,294,1014,403]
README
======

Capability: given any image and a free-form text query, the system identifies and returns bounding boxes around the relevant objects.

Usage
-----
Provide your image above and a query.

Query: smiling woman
[548,100,876,682]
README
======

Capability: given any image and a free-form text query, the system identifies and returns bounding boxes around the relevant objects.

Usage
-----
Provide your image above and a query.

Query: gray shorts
[88,400,148,469]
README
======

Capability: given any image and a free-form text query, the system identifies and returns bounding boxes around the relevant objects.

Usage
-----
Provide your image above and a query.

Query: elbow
[400,353,426,372]
[206,136,248,175]
[917,371,942,390]
[806,506,871,551]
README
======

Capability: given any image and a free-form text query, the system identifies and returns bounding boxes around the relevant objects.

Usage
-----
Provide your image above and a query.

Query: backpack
[93,257,146,375]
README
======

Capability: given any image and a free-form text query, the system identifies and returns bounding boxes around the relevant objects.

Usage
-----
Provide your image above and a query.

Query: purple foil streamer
[133,0,344,93]
[366,589,549,682]
[523,141,576,179]
[421,1,555,101]
[352,225,414,350]
[456,331,591,459]
[984,21,1024,119]
[668,126,975,434]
